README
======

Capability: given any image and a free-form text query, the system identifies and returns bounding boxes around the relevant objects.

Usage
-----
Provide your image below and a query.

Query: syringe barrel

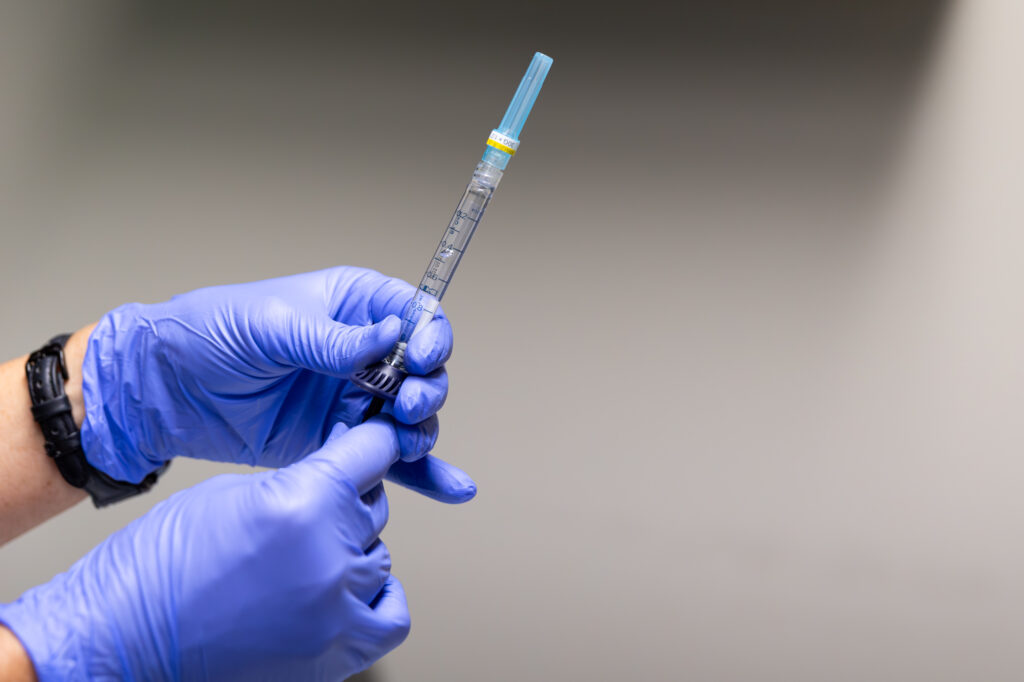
[388,161,503,357]
[375,53,550,374]
[417,162,502,305]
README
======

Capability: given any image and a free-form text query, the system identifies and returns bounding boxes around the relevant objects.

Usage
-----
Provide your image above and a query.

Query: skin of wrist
[0,624,37,682]
[0,324,96,545]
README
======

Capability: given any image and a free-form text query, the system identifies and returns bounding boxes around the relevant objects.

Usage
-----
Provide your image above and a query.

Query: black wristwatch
[26,334,166,508]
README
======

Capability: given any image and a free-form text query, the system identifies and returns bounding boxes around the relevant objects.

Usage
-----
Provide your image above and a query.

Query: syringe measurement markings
[392,107,488,347]
[433,248,463,263]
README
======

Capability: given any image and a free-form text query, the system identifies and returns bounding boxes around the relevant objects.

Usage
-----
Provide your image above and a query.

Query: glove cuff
[81,304,168,483]
[0,556,170,682]
[0,579,86,682]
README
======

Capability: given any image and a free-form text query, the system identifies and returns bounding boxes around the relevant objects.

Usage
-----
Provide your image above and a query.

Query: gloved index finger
[368,276,448,324]
[318,418,401,496]
[403,317,453,375]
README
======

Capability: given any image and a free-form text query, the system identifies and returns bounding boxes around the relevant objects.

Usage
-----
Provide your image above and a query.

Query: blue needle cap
[482,52,553,169]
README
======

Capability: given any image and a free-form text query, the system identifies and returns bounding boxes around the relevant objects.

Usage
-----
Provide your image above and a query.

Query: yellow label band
[487,131,519,156]
[487,139,517,155]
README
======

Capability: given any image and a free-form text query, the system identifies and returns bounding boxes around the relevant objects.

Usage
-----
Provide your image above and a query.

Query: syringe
[352,51,553,406]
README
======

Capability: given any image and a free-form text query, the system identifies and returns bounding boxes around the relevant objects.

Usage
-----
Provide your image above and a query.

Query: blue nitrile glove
[0,418,474,681]
[81,266,454,487]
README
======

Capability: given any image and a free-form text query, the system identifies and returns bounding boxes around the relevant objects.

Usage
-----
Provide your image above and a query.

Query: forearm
[0,326,94,545]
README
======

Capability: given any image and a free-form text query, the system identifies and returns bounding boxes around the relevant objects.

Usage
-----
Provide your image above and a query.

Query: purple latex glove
[81,267,464,501]
[0,418,472,681]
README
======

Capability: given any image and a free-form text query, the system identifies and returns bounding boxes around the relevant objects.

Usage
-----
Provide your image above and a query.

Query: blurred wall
[3,1,1024,680]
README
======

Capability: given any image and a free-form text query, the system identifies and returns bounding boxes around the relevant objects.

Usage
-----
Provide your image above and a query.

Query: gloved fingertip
[405,319,451,374]
[338,316,402,375]
[396,416,438,462]
[450,466,477,498]
[395,375,447,424]
[376,315,402,340]
[399,451,425,463]
[325,421,351,442]
[360,316,400,355]
[386,455,477,504]
[453,479,478,503]
[393,382,423,424]
[432,460,477,503]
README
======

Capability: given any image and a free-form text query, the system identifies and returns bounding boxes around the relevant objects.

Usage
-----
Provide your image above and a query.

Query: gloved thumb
[264,311,402,377]
[295,418,401,497]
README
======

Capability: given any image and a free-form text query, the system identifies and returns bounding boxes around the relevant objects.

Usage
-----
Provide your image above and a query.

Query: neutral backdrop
[2,1,1023,680]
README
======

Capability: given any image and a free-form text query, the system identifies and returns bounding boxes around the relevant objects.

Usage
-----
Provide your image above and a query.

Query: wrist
[0,624,36,682]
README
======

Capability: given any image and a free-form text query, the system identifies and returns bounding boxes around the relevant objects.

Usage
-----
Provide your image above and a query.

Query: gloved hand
[81,267,453,487]
[0,418,473,681]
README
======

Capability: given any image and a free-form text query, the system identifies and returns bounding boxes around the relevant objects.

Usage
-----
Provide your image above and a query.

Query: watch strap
[26,334,165,508]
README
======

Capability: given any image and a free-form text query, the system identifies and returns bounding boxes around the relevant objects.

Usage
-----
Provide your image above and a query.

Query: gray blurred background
[2,1,1024,680]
